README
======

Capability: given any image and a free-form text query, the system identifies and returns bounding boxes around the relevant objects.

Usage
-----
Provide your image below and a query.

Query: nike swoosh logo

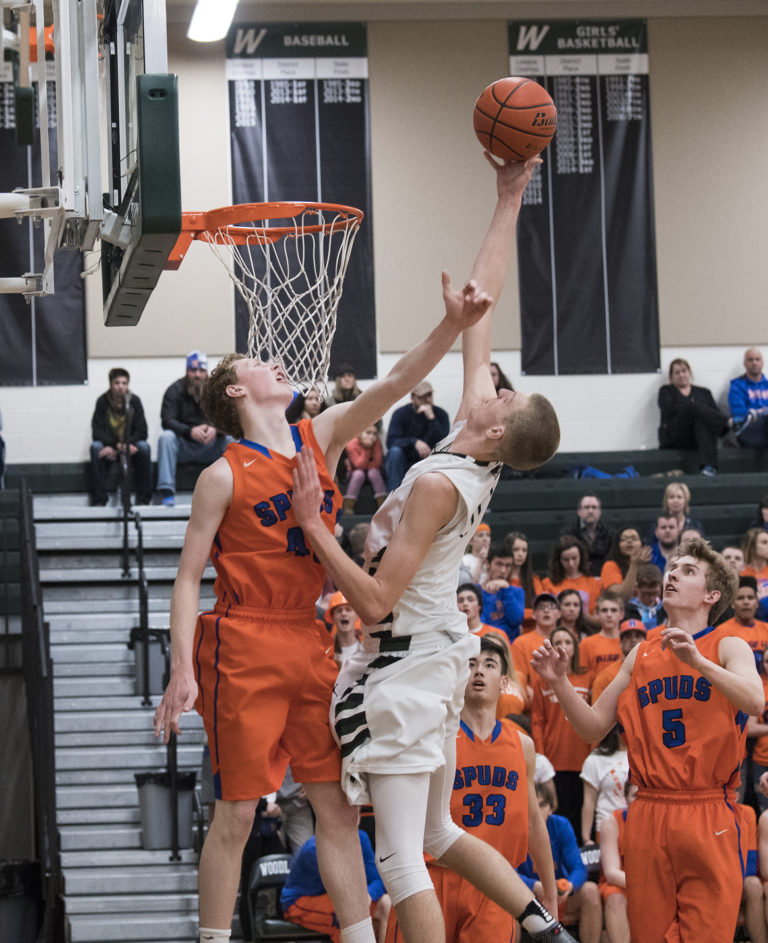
[379,852,397,863]
[715,829,728,836]
[244,459,257,467]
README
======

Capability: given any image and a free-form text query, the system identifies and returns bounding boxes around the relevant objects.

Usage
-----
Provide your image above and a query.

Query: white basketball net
[202,205,362,394]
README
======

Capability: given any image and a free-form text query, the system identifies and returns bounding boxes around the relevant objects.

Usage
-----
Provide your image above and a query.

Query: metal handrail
[18,483,63,943]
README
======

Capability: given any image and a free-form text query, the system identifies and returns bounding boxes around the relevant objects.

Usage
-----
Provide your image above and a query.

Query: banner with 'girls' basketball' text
[510,19,660,376]
[225,22,376,381]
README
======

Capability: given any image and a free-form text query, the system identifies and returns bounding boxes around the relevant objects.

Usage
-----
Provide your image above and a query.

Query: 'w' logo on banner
[233,27,267,54]
[516,24,550,51]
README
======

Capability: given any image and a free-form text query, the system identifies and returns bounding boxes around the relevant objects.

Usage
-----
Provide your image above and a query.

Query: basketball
[473,77,557,161]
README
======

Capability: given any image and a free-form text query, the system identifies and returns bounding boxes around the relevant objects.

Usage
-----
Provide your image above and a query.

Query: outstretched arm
[531,639,635,742]
[312,281,493,470]
[455,155,540,422]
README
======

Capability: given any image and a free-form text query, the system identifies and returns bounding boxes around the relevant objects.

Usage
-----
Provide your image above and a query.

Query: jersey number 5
[662,708,686,748]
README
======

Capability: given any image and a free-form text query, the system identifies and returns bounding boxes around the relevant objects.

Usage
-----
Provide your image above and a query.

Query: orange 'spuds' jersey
[211,420,341,610]
[451,719,530,867]
[617,625,749,792]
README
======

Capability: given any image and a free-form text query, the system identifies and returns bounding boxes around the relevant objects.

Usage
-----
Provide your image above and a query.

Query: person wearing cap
[323,364,363,410]
[510,593,560,693]
[383,380,450,490]
[325,591,362,666]
[89,366,152,506]
[591,620,647,703]
[156,351,228,506]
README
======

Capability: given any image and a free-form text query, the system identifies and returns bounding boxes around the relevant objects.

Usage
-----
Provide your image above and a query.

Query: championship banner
[226,22,376,379]
[510,20,659,376]
[0,65,86,387]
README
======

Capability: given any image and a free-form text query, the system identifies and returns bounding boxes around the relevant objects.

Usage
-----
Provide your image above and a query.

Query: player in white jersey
[293,155,566,943]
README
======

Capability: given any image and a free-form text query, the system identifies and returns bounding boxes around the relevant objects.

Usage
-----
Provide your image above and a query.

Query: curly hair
[200,353,246,438]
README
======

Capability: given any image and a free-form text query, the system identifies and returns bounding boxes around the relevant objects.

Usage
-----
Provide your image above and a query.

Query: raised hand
[441,272,494,330]
[530,638,571,683]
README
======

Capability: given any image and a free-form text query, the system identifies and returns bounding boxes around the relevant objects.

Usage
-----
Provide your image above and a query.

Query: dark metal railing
[18,484,63,943]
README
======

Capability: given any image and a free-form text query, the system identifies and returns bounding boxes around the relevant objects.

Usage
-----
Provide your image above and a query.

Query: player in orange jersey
[532,537,763,943]
[151,224,499,943]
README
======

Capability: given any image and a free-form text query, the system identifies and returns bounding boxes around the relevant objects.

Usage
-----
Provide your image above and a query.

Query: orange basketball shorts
[623,788,746,943]
[194,605,340,800]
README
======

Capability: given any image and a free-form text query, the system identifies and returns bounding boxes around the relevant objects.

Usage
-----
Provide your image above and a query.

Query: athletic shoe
[161,493,175,507]
[700,465,717,477]
[530,924,577,942]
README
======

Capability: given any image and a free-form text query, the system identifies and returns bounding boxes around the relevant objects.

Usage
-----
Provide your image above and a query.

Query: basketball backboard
[0,0,180,325]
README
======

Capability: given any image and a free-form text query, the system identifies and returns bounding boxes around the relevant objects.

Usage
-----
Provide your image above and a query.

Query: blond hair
[497,393,560,471]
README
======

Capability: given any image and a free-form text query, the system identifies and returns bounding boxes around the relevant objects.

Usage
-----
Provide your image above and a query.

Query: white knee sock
[199,928,231,943]
[340,916,375,943]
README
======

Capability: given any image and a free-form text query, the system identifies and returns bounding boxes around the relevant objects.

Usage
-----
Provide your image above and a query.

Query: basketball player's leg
[367,770,445,943]
[198,797,259,930]
[302,780,378,939]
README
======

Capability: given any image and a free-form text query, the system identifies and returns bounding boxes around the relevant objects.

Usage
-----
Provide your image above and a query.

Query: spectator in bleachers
[324,591,362,666]
[156,351,227,506]
[458,522,491,585]
[598,781,638,943]
[456,582,494,635]
[648,514,681,571]
[383,380,450,490]
[516,785,603,943]
[580,726,629,847]
[342,425,387,515]
[557,588,591,640]
[322,364,363,410]
[599,527,652,600]
[657,357,728,476]
[579,592,624,678]
[543,535,601,630]
[661,481,703,535]
[480,543,525,642]
[744,528,768,603]
[623,563,665,631]
[504,530,544,630]
[285,388,323,423]
[590,619,647,704]
[722,544,746,577]
[89,367,152,506]
[511,592,560,695]
[530,627,594,836]
[729,347,768,448]
[561,493,614,574]
[718,576,768,662]
[490,360,514,392]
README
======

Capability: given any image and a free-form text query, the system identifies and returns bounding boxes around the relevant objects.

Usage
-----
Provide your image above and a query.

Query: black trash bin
[134,771,196,850]
[0,861,39,942]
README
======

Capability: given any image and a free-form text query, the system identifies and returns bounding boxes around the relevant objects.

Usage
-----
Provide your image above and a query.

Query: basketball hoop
[167,201,364,393]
